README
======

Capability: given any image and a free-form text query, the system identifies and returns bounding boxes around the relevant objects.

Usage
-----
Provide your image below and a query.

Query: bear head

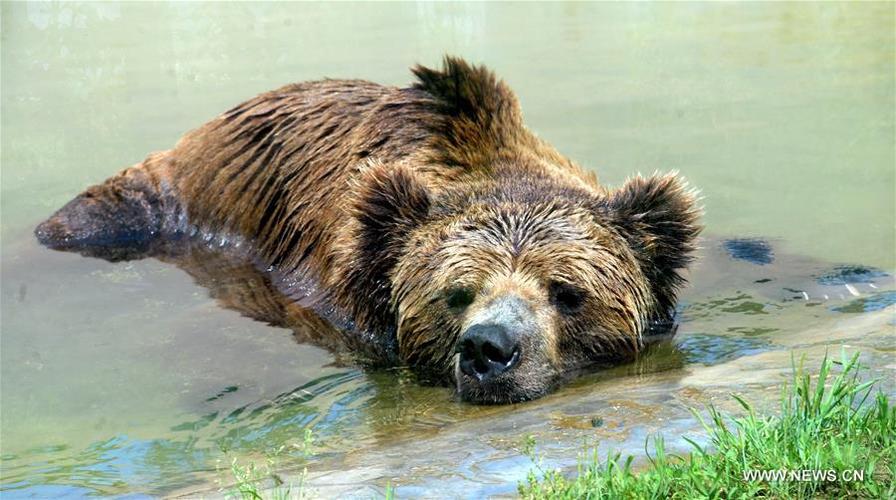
[338,57,701,403]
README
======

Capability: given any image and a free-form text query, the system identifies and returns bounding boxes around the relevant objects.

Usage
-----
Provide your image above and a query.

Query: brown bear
[36,57,701,403]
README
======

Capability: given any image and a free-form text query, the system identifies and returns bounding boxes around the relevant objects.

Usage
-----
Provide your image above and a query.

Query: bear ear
[352,162,432,250]
[411,56,524,168]
[602,173,702,316]
[341,161,432,332]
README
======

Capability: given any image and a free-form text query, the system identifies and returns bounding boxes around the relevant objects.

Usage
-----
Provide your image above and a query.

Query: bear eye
[550,282,586,315]
[445,286,476,310]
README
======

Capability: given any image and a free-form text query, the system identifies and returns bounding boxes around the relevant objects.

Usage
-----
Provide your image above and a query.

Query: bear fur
[36,57,701,403]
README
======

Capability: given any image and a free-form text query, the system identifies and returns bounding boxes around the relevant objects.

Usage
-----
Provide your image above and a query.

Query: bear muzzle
[458,323,521,382]
[453,294,554,403]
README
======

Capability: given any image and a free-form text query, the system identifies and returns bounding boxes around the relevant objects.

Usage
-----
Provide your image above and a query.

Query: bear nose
[458,324,520,382]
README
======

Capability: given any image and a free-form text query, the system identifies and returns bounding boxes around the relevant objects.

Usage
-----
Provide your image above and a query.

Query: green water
[1,2,894,497]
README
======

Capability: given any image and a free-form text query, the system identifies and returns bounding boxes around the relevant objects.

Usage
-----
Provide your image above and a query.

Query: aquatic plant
[224,428,313,500]
[520,351,895,499]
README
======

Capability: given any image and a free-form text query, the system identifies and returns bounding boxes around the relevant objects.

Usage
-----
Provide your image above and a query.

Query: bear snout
[453,292,558,403]
[458,323,521,382]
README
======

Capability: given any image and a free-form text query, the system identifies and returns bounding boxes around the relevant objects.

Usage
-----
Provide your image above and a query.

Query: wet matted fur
[36,56,701,403]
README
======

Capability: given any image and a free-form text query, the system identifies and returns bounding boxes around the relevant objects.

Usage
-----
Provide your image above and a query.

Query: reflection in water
[833,291,896,314]
[816,265,892,286]
[676,335,771,366]
[722,238,775,266]
[153,241,360,360]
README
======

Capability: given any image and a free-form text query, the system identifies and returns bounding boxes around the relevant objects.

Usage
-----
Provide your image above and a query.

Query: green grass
[519,352,895,499]
[222,427,399,500]
[227,456,299,500]
[224,428,313,500]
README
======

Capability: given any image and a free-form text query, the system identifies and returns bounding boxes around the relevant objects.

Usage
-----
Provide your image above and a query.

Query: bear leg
[34,151,183,261]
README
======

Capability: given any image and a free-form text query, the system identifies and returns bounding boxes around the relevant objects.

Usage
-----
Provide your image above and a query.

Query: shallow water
[2,2,894,498]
